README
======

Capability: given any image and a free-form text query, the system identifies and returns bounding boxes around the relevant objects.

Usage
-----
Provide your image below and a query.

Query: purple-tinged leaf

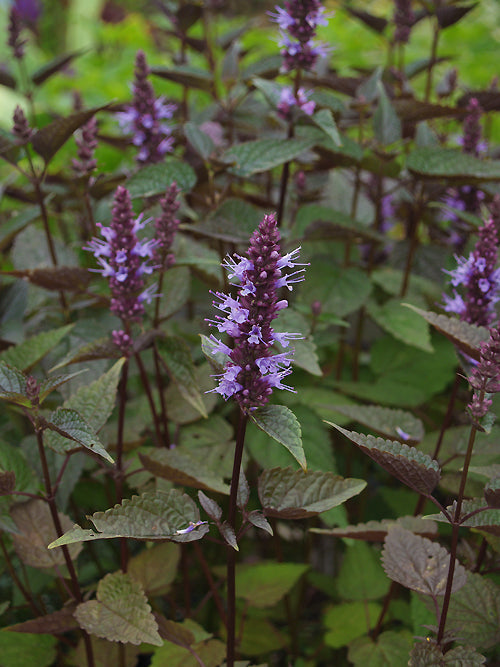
[50,337,121,371]
[74,572,162,646]
[330,404,424,444]
[220,521,238,551]
[259,466,366,519]
[328,423,441,495]
[393,98,460,122]
[444,573,500,649]
[0,69,16,89]
[0,324,73,372]
[484,478,500,509]
[237,469,250,510]
[184,121,215,161]
[48,489,209,547]
[409,641,485,666]
[0,361,30,407]
[382,526,467,596]
[151,65,214,92]
[247,510,273,536]
[405,305,488,360]
[6,605,79,634]
[427,498,500,536]
[311,515,438,541]
[139,448,229,495]
[129,543,180,598]
[154,615,195,647]
[44,408,113,463]
[344,6,388,33]
[198,490,223,521]
[31,51,84,86]
[0,130,21,164]
[4,266,92,291]
[436,3,478,29]
[251,406,306,471]
[31,106,108,163]
[0,470,15,496]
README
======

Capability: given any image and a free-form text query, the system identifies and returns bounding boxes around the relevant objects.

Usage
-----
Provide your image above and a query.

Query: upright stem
[276,71,301,228]
[226,409,248,667]
[116,360,129,572]
[134,351,164,446]
[424,20,440,103]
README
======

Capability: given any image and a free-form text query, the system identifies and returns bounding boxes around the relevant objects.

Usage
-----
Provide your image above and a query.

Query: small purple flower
[12,105,32,143]
[85,186,159,328]
[277,86,316,120]
[207,213,306,411]
[270,0,332,72]
[442,218,500,327]
[117,50,176,165]
[72,116,98,177]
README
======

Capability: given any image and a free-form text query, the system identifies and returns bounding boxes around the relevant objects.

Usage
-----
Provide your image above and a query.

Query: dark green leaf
[0,632,56,667]
[324,601,381,648]
[184,122,215,160]
[0,324,73,371]
[151,65,214,92]
[312,515,438,541]
[328,404,424,444]
[31,51,83,86]
[250,405,306,470]
[367,299,433,352]
[221,138,315,177]
[157,336,207,418]
[0,361,30,407]
[127,159,197,198]
[373,82,402,145]
[312,108,341,145]
[44,407,113,463]
[337,541,390,601]
[407,147,500,181]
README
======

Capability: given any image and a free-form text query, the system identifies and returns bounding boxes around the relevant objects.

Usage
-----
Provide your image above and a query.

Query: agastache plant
[117,50,176,164]
[207,212,305,411]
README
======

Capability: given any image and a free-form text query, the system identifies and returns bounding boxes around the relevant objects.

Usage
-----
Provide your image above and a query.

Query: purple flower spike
[117,50,176,165]
[72,116,98,177]
[85,186,159,325]
[468,327,500,422]
[270,0,332,72]
[207,213,306,411]
[8,6,25,59]
[154,182,180,269]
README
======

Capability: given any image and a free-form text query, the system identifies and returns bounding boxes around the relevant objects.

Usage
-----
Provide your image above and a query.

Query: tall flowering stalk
[443,218,500,327]
[117,50,176,165]
[207,212,305,411]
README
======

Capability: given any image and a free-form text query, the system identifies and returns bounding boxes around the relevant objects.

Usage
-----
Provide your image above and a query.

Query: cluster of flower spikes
[154,182,180,270]
[277,86,315,121]
[393,0,415,44]
[270,0,330,72]
[468,326,500,422]
[116,50,176,165]
[443,217,500,327]
[85,186,158,352]
[207,213,305,411]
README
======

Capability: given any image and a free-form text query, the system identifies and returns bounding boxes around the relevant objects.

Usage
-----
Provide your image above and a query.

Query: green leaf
[367,299,433,352]
[157,336,207,418]
[236,562,309,608]
[162,362,217,425]
[48,489,209,547]
[139,448,229,494]
[221,137,315,177]
[444,573,500,649]
[312,108,341,145]
[251,404,306,470]
[348,631,413,667]
[337,541,391,601]
[38,370,87,404]
[128,543,180,597]
[324,601,381,648]
[49,337,121,371]
[193,198,262,243]
[0,361,30,406]
[258,466,366,519]
[426,499,500,536]
[184,122,215,160]
[74,571,162,646]
[274,308,322,376]
[31,107,108,163]
[294,204,384,243]
[373,82,402,145]
[0,440,38,494]
[330,404,425,444]
[404,305,488,361]
[312,515,438,541]
[0,632,56,667]
[158,266,191,320]
[44,407,113,464]
[407,147,500,181]
[409,642,486,666]
[327,424,441,495]
[127,160,197,198]
[200,333,227,373]
[382,526,467,596]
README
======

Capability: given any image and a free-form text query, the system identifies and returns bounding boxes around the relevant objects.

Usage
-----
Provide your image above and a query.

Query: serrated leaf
[10,499,82,568]
[184,122,215,160]
[324,601,381,648]
[409,641,486,666]
[194,198,262,243]
[444,573,500,649]
[251,405,306,470]
[258,466,366,519]
[382,526,467,596]
[368,299,433,351]
[426,499,500,536]
[31,107,107,163]
[48,489,209,547]
[75,571,162,646]
[373,81,402,145]
[127,160,196,198]
[404,305,488,360]
[0,361,31,406]
[0,324,73,372]
[0,441,37,495]
[328,423,441,495]
[221,138,315,177]
[50,337,121,371]
[44,407,113,463]
[38,370,87,404]
[311,515,438,541]
[139,448,229,494]
[157,336,207,418]
[312,108,341,145]
[407,147,500,181]
[236,562,309,608]
[330,404,424,444]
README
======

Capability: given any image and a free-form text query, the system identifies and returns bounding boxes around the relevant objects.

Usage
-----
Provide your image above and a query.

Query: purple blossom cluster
[443,218,500,327]
[270,0,330,72]
[117,50,176,164]
[207,213,306,411]
[277,86,316,120]
[85,186,159,349]
[468,327,500,422]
